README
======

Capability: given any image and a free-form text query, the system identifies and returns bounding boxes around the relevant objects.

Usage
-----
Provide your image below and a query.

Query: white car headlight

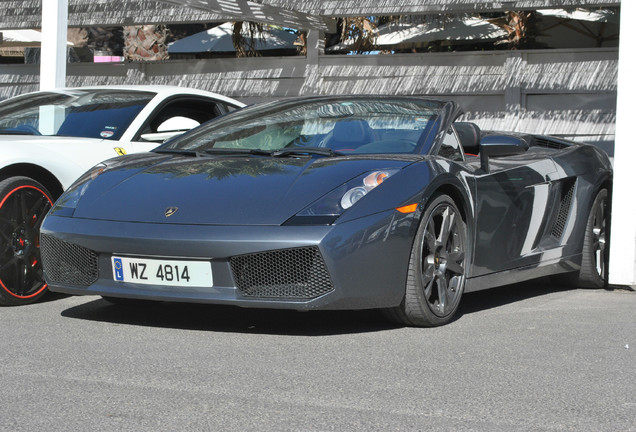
[290,169,399,224]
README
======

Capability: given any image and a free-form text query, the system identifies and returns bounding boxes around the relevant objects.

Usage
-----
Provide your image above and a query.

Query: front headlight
[49,162,108,216]
[340,171,391,209]
[287,169,398,225]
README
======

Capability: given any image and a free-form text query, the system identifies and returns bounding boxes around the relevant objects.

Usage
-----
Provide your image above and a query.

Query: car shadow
[59,277,579,335]
[38,291,71,304]
[61,298,395,336]
[453,277,574,320]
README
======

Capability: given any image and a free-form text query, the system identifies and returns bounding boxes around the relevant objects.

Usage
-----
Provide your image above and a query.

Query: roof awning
[0,29,73,47]
[168,22,297,54]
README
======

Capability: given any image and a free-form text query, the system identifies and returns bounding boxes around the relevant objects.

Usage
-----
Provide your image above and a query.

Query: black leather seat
[454,122,481,155]
[324,119,376,151]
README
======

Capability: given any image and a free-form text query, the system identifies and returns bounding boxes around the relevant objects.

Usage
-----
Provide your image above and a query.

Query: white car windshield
[0,89,155,140]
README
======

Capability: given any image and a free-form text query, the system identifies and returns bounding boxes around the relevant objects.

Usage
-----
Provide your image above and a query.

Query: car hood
[71,153,414,225]
[0,135,100,144]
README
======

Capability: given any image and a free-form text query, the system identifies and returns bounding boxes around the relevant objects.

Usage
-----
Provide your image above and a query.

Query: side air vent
[551,179,576,239]
[534,137,569,150]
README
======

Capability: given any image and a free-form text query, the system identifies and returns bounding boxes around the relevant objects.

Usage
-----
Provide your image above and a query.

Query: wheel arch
[415,177,475,275]
[0,164,64,199]
[432,183,469,224]
[418,176,472,228]
[600,176,612,198]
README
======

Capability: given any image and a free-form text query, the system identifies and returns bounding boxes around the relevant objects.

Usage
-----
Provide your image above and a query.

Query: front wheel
[0,177,53,306]
[386,194,467,327]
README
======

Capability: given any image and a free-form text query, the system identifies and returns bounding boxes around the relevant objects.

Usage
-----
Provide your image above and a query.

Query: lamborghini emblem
[165,207,179,217]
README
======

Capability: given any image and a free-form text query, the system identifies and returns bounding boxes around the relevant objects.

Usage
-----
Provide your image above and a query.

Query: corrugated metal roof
[0,0,222,29]
[263,0,620,15]
[0,0,621,30]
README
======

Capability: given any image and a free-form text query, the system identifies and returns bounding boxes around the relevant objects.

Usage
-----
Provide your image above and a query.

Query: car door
[128,96,238,152]
[469,151,558,276]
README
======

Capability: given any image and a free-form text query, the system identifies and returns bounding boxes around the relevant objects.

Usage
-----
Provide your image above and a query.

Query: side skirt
[464,254,581,293]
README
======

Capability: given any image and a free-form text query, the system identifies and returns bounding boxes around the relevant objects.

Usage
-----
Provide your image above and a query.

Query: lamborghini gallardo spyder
[40,96,612,326]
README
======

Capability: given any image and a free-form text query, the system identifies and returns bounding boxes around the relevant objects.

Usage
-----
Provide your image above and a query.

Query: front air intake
[40,235,99,286]
[230,246,334,300]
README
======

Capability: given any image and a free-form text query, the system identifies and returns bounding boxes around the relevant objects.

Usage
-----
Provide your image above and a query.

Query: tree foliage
[124,25,169,60]
[488,11,538,49]
[232,21,265,57]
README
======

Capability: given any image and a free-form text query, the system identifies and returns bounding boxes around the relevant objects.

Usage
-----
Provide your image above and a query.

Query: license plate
[111,256,213,287]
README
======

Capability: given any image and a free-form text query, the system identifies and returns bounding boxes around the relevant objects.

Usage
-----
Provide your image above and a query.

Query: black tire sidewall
[578,188,608,289]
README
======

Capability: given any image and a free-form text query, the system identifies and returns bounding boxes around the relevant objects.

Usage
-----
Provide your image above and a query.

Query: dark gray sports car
[40,96,612,326]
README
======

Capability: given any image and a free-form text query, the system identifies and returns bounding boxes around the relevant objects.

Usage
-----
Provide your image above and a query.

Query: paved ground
[0,281,634,431]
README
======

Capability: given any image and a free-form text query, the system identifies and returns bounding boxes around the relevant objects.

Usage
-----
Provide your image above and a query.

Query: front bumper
[40,210,415,310]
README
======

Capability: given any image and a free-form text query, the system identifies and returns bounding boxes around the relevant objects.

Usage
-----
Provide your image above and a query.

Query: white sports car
[0,85,244,305]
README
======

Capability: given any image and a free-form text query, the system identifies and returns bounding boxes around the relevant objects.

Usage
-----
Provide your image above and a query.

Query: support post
[609,0,636,287]
[40,0,68,90]
[306,28,324,65]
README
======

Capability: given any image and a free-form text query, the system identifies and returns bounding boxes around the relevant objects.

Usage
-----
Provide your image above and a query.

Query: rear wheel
[578,188,608,288]
[0,177,53,306]
[553,188,609,289]
[386,194,467,327]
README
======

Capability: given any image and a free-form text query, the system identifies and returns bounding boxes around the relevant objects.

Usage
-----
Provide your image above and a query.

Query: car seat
[454,122,481,156]
[323,119,376,151]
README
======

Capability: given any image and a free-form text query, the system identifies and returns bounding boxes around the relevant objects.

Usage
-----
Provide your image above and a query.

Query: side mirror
[479,135,529,173]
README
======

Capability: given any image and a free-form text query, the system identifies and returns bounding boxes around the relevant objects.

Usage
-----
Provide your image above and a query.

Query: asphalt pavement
[0,280,634,431]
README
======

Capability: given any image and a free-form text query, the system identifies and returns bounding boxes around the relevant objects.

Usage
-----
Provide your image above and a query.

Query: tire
[386,194,467,327]
[0,177,54,306]
[577,188,609,288]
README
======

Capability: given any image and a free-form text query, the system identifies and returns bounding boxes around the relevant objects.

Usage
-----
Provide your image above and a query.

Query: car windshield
[159,97,445,155]
[0,89,155,140]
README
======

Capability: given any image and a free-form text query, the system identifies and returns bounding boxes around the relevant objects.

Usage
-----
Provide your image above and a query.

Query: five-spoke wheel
[0,177,53,305]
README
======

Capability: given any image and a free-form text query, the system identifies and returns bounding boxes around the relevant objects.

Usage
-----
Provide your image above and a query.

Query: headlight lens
[292,169,398,223]
[341,171,391,209]
[340,187,367,209]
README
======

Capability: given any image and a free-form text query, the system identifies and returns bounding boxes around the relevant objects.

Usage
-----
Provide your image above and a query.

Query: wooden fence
[0,47,617,154]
